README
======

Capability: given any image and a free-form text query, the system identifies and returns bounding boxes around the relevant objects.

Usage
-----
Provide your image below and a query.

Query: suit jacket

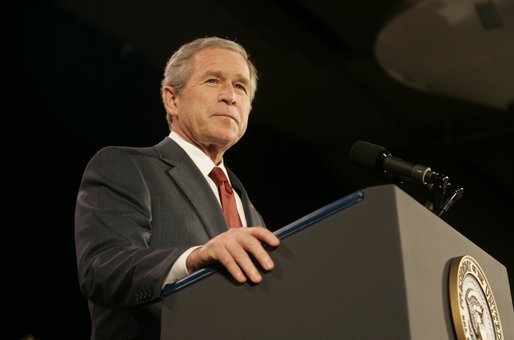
[75,137,265,339]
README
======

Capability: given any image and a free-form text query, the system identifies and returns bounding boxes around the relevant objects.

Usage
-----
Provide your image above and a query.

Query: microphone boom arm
[349,140,464,217]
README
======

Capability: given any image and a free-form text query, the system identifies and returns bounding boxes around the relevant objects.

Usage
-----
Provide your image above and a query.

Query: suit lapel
[155,138,228,238]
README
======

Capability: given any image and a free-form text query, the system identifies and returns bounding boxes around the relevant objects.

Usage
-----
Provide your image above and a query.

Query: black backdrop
[13,1,513,338]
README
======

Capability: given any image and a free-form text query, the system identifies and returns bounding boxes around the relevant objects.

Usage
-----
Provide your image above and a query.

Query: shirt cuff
[162,245,202,288]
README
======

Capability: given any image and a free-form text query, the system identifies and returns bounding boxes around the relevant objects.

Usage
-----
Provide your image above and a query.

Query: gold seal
[449,255,504,340]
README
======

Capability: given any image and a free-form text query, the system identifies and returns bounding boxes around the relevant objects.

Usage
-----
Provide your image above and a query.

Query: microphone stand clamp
[424,172,464,216]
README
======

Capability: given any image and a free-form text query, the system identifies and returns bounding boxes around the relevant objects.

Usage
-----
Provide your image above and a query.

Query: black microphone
[349,140,434,185]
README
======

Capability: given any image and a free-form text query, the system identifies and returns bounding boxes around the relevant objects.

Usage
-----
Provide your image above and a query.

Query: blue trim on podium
[162,189,364,298]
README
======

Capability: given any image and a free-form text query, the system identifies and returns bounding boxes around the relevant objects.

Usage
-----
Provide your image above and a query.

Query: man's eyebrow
[235,76,250,86]
[203,70,224,79]
[203,70,250,85]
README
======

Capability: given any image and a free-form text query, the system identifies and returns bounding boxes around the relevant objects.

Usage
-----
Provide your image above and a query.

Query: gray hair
[161,37,258,122]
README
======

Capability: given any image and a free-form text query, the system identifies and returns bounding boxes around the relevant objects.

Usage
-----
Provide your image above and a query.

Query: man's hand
[186,227,280,284]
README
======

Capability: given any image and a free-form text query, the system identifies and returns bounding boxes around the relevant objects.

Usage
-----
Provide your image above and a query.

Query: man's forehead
[192,48,250,78]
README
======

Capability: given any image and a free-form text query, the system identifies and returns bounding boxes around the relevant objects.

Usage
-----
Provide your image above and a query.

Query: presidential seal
[449,255,504,340]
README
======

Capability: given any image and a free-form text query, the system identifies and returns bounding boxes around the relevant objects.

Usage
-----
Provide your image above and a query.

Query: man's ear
[162,86,179,117]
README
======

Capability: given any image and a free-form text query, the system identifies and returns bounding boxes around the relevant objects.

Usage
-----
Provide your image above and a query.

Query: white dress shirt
[162,131,248,286]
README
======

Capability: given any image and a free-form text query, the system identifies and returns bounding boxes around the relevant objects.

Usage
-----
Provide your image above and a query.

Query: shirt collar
[168,131,230,179]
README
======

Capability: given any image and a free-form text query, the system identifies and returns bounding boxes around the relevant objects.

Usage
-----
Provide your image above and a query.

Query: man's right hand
[185,227,280,284]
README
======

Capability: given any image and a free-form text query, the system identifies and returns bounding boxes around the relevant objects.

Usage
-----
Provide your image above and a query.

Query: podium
[160,184,513,339]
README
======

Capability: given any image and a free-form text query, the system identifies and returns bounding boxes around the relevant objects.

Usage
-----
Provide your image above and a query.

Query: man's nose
[218,83,236,105]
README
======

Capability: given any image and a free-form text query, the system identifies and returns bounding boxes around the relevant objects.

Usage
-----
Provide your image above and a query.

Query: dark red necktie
[209,167,242,228]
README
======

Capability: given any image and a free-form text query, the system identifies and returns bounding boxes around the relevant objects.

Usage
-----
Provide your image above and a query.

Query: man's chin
[209,128,242,144]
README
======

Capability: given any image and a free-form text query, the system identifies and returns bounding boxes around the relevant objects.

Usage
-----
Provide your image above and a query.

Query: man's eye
[235,84,247,92]
[206,79,219,84]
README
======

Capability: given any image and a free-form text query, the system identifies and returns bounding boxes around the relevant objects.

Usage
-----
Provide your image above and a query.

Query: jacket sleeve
[74,146,187,309]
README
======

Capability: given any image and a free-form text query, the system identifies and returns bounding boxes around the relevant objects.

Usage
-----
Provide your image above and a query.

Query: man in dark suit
[74,36,280,339]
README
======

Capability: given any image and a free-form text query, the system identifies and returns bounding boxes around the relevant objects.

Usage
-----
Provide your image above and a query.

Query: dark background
[14,0,513,338]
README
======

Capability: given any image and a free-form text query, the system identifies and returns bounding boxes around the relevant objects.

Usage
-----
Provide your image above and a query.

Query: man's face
[167,48,252,155]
